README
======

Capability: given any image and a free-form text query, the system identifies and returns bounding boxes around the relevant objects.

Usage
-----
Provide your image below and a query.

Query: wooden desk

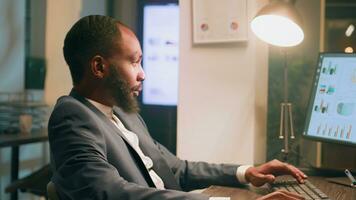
[0,129,48,200]
[203,177,355,200]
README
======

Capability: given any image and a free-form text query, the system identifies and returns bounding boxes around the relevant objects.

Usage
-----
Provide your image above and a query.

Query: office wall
[44,0,106,105]
[44,0,80,105]
[177,0,268,165]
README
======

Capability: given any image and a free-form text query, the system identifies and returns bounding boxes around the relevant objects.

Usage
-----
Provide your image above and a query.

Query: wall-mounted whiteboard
[192,0,248,44]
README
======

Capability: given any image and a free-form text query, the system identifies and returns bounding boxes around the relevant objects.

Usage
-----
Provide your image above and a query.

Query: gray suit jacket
[48,90,242,200]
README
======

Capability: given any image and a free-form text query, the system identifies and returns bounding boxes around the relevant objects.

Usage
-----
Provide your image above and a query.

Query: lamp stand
[279,49,295,162]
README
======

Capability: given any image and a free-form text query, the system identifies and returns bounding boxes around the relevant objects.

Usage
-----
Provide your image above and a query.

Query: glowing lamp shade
[251,0,304,47]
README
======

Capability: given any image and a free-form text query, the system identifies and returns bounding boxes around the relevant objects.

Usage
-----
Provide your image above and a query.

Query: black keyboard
[269,176,330,200]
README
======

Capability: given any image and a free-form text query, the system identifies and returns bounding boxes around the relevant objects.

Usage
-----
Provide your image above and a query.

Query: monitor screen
[303,53,356,146]
[142,3,179,106]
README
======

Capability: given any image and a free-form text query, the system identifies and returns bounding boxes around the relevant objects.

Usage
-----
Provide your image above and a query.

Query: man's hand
[245,159,307,187]
[257,191,305,200]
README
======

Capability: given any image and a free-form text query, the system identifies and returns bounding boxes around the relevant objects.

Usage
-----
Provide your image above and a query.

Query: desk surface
[0,129,48,148]
[203,177,355,200]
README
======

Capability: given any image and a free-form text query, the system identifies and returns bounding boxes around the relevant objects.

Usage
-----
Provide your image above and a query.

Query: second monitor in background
[304,53,356,146]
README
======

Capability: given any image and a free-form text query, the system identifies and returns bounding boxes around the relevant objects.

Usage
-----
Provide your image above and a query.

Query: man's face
[104,26,145,113]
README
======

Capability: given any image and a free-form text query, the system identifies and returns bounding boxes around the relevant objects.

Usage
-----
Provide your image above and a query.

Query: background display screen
[304,53,356,145]
[142,4,179,106]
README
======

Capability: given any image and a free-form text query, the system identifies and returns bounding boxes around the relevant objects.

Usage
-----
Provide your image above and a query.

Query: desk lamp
[251,0,304,160]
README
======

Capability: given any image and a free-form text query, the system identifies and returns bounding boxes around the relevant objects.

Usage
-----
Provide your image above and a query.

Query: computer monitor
[141,2,179,106]
[303,53,356,147]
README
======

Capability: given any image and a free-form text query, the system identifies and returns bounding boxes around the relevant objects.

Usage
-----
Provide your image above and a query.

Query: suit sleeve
[48,100,209,200]
[137,115,244,192]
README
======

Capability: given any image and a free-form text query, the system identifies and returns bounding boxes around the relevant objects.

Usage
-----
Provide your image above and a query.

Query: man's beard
[106,66,140,113]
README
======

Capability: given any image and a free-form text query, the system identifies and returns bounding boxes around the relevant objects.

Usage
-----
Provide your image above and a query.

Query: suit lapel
[114,107,181,190]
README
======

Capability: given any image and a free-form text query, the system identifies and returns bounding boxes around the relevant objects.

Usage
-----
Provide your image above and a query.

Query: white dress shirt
[87,99,252,199]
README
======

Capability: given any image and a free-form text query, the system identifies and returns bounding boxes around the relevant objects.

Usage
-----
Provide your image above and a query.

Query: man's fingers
[249,170,276,186]
[255,173,275,184]
[286,164,305,177]
[283,163,306,183]
[294,166,307,179]
[262,174,275,183]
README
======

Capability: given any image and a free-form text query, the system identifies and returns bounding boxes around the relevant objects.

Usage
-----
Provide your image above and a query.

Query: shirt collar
[86,98,114,119]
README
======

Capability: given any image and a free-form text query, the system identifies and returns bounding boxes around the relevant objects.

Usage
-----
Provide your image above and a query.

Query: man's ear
[90,55,108,79]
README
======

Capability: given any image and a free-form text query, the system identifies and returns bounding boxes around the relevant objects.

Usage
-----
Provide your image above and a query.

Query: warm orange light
[345,47,354,53]
[345,24,354,37]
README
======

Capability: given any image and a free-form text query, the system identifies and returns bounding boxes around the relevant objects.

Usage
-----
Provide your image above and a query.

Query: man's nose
[137,64,145,81]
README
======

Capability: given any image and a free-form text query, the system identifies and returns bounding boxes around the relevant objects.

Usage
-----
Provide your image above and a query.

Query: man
[48,15,306,200]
